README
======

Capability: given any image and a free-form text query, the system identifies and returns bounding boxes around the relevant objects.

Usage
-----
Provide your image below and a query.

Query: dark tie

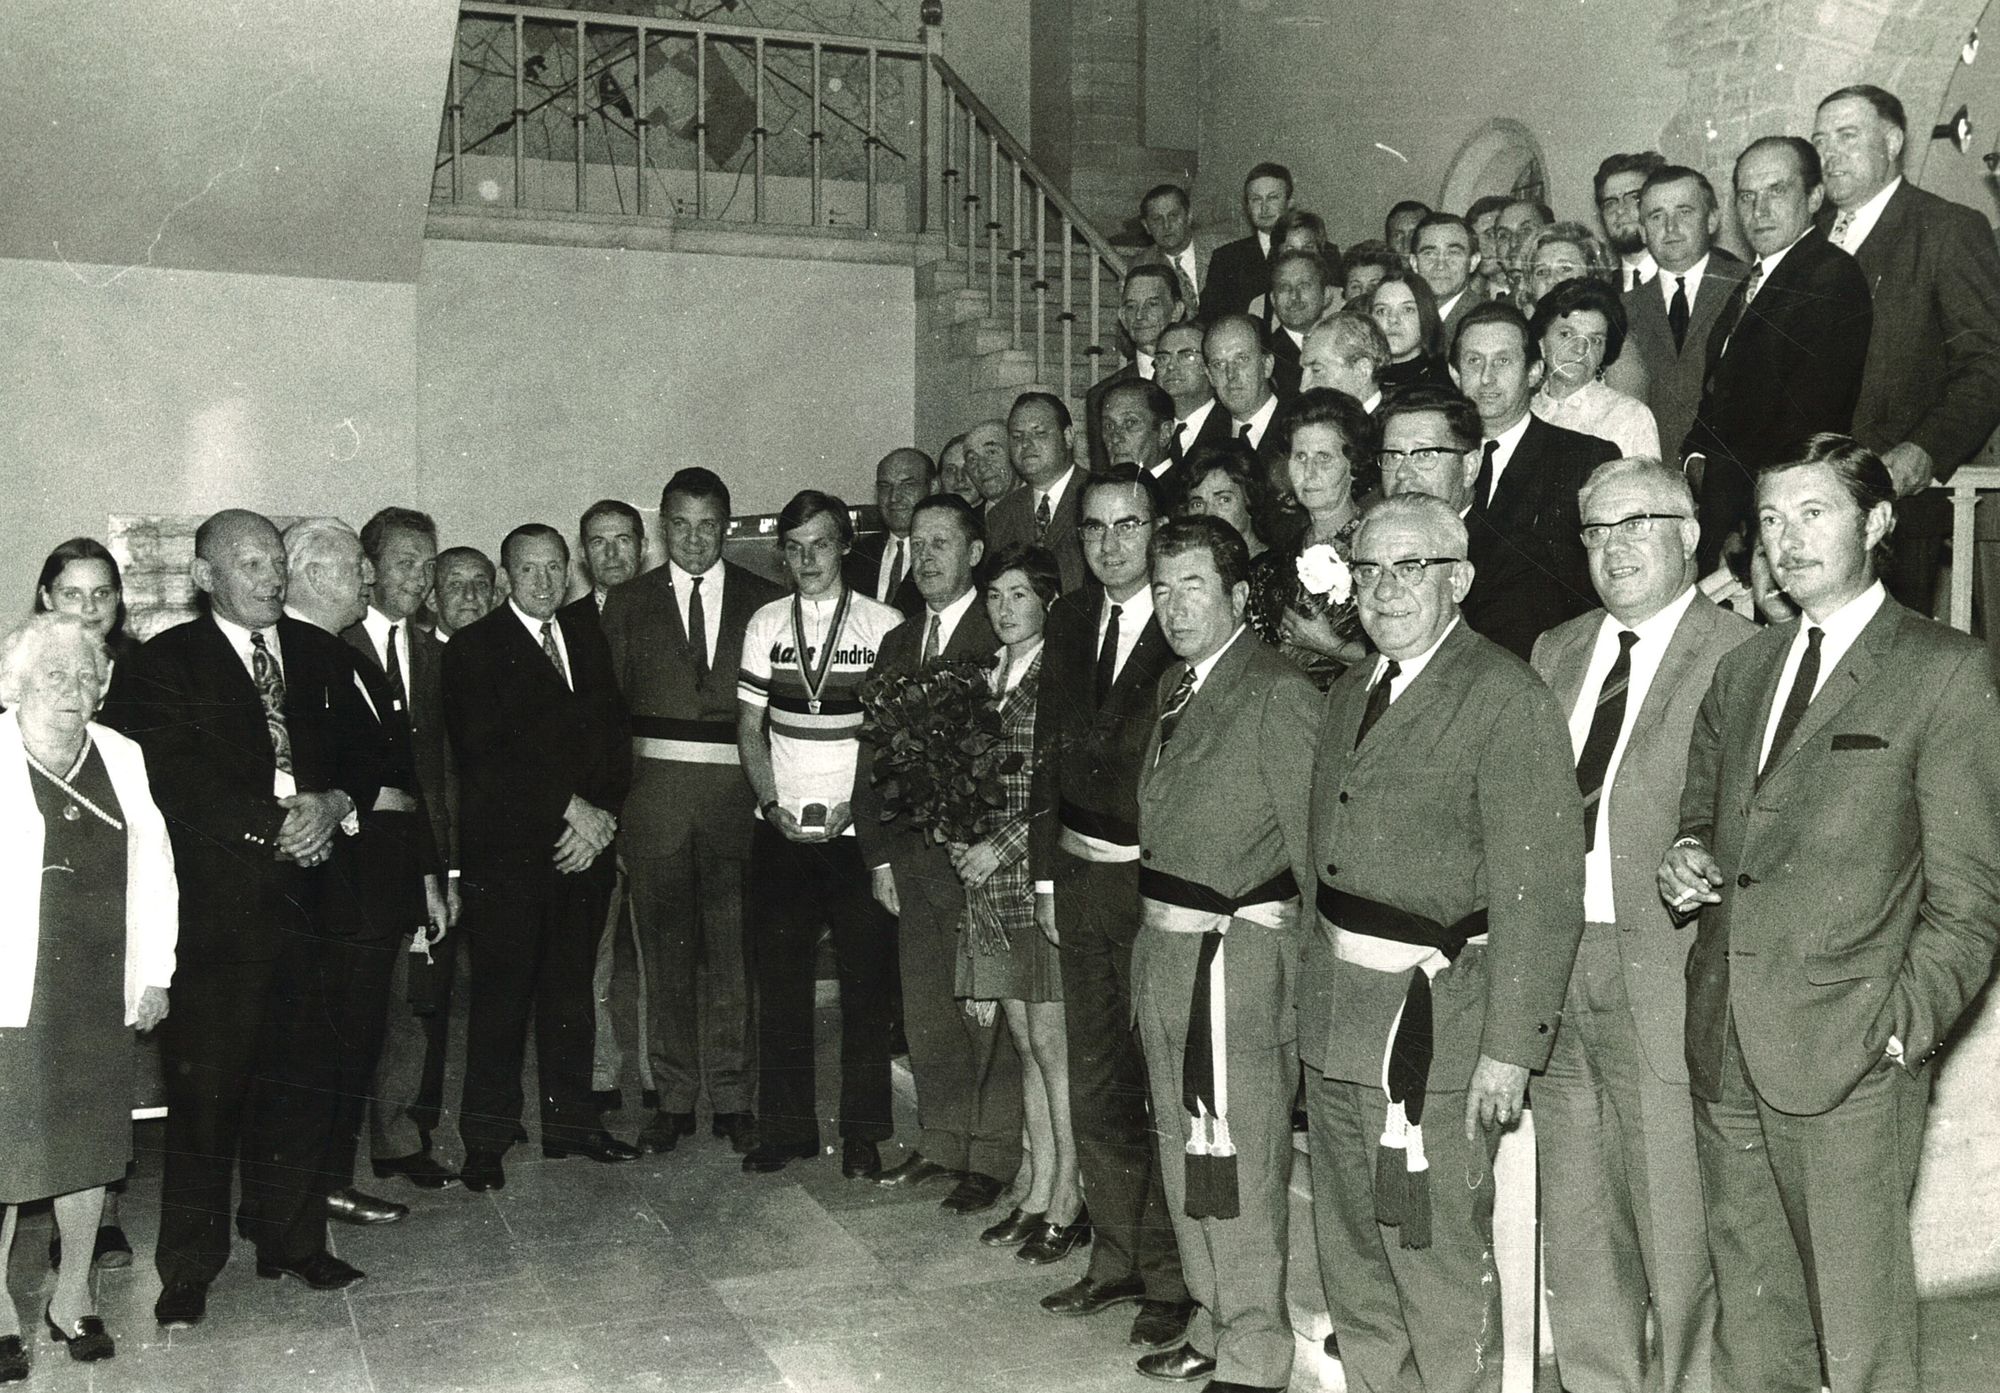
[1574,630,1639,852]
[540,620,570,687]
[249,631,293,775]
[922,612,941,665]
[1238,420,1254,441]
[1154,664,1197,764]
[1095,603,1123,706]
[1668,276,1690,352]
[686,575,708,682]
[383,623,409,713]
[1354,660,1401,749]
[884,539,905,601]
[1760,626,1825,780]
[1034,493,1052,538]
[1472,441,1498,512]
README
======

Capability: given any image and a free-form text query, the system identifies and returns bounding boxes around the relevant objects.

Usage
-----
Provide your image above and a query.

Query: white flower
[1296,544,1352,605]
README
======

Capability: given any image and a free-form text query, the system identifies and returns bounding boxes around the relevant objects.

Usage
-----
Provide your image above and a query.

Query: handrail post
[573,19,588,212]
[809,43,823,226]
[986,131,999,305]
[940,93,956,256]
[920,14,943,234]
[1033,196,1047,388]
[1008,159,1023,351]
[448,22,464,205]
[634,25,648,216]
[512,13,526,208]
[695,35,708,218]
[865,47,880,230]
[1060,227,1075,400]
[1087,255,1103,387]
[962,104,977,276]
[752,36,767,222]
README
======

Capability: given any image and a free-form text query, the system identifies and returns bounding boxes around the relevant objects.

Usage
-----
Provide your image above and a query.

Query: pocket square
[1830,733,1888,750]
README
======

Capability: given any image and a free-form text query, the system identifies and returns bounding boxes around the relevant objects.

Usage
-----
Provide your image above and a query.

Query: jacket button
[1338,791,1349,804]
[1537,1023,1550,1034]
[1737,873,1755,889]
[1324,863,1337,878]
[1140,849,1152,862]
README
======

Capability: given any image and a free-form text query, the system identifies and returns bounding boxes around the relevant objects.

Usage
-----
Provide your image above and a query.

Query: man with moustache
[1157,321,1234,466]
[1596,152,1667,291]
[1204,163,1295,320]
[1299,493,1584,1393]
[445,525,637,1193]
[429,546,495,641]
[1089,266,1187,471]
[857,494,1023,1205]
[1032,466,1194,1350]
[1530,459,1753,1393]
[987,393,1089,594]
[1300,311,1390,414]
[108,510,376,1324]
[845,448,934,617]
[963,420,1017,512]
[1662,436,2000,1393]
[1129,515,1319,1393]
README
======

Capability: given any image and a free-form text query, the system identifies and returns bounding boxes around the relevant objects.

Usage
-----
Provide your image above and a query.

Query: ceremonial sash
[632,715,740,766]
[1057,798,1140,863]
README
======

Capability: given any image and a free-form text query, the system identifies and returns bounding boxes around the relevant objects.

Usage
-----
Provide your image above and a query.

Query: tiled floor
[4,1007,1998,1392]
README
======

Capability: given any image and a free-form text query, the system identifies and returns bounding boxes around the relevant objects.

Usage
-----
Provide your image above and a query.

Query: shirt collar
[1102,582,1156,627]
[1755,227,1812,279]
[1486,409,1533,455]
[1661,252,1710,301]
[1236,391,1279,437]
[211,609,275,654]
[1803,579,1887,648]
[282,603,336,636]
[926,585,980,650]
[1255,229,1272,257]
[510,598,560,639]
[1604,582,1700,648]
[668,557,724,589]
[1135,349,1156,380]
[1187,625,1247,691]
[1372,615,1459,688]
[1179,396,1217,432]
[1037,465,1078,514]
[1621,250,1658,282]
[1836,175,1902,249]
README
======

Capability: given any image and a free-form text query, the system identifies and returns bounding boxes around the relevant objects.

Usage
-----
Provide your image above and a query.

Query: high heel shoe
[978,1207,1045,1247]
[43,1305,114,1363]
[1015,1206,1092,1264]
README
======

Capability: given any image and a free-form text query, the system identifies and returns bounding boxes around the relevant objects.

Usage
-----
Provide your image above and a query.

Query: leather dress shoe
[979,1207,1044,1247]
[637,1111,697,1155]
[841,1139,882,1179]
[742,1140,817,1173]
[0,1334,26,1383]
[711,1112,755,1153]
[1136,1342,1216,1382]
[1016,1208,1092,1264]
[326,1188,408,1225]
[153,1282,207,1328]
[543,1131,642,1163]
[459,1150,507,1192]
[1040,1273,1144,1317]
[43,1305,114,1363]
[1129,1297,1197,1348]
[1322,1331,1340,1359]
[940,1171,1005,1214]
[372,1150,456,1190]
[1202,1381,1286,1392]
[874,1153,959,1189]
[590,1087,623,1112]
[256,1251,365,1291]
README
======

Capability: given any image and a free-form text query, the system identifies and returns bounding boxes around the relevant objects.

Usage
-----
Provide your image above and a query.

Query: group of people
[1,75,1997,1393]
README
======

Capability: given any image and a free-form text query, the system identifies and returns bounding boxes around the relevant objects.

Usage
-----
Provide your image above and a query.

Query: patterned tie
[686,575,708,682]
[383,623,409,713]
[1095,603,1123,707]
[1760,626,1824,781]
[1574,630,1639,852]
[922,612,941,665]
[1154,664,1197,764]
[1668,276,1691,352]
[1353,660,1401,749]
[1034,493,1052,538]
[249,631,293,775]
[1472,441,1498,512]
[1829,210,1855,249]
[885,538,905,602]
[540,620,570,687]
[1740,260,1766,306]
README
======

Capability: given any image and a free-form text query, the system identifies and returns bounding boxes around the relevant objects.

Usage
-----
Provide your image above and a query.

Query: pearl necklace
[22,740,124,832]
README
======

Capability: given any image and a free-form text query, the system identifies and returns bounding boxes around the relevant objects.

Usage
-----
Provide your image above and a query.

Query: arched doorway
[1438,119,1548,213]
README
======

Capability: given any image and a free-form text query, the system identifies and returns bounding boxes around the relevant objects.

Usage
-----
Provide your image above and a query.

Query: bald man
[845,448,935,617]
[1300,312,1389,413]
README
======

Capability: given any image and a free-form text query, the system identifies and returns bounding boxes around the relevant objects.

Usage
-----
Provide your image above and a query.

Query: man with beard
[1596,152,1667,291]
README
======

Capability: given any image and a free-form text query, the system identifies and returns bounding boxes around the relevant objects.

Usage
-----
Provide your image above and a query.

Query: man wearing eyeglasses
[1595,152,1667,292]
[1528,458,1753,1393]
[1299,491,1584,1393]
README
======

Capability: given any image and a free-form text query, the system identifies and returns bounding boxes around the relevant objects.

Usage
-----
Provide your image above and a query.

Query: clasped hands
[276,789,353,866]
[555,796,617,874]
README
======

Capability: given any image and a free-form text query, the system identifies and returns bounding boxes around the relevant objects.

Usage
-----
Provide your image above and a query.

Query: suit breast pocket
[1829,732,1889,752]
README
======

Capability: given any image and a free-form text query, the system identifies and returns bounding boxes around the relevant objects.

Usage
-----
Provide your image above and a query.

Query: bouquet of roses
[859,655,1021,847]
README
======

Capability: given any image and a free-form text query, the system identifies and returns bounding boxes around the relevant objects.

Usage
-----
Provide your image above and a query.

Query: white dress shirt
[1746,229,1811,302]
[1034,466,1078,526]
[1758,582,1886,770]
[1829,177,1902,253]
[873,534,909,606]
[1436,289,1467,324]
[1235,393,1280,449]
[1177,397,1219,454]
[671,558,725,669]
[1367,617,1459,703]
[1481,412,1533,501]
[1658,252,1712,315]
[1096,585,1156,689]
[1619,251,1658,291]
[360,606,413,716]
[1171,244,1201,295]
[1134,349,1156,381]
[923,586,981,655]
[1186,625,1247,696]
[996,639,1044,695]
[213,611,295,797]
[510,600,572,691]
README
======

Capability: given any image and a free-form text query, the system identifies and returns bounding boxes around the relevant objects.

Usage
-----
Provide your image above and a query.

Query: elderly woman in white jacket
[0,613,175,1378]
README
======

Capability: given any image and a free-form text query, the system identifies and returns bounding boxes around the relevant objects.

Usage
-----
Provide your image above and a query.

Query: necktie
[1473,441,1498,511]
[1668,276,1690,352]
[686,575,708,682]
[1354,660,1401,749]
[1741,260,1766,306]
[1830,210,1854,249]
[1154,664,1197,764]
[540,620,570,687]
[249,632,293,775]
[1238,420,1254,441]
[383,623,409,713]
[885,538,905,601]
[1034,493,1052,538]
[1761,626,1824,780]
[1095,603,1123,706]
[1170,423,1188,463]
[1574,630,1639,852]
[922,612,941,664]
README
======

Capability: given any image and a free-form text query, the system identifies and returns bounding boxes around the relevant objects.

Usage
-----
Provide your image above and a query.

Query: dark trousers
[239,930,399,1264]
[457,862,611,1154]
[1055,855,1186,1300]
[747,824,893,1148]
[369,927,460,1159]
[154,957,276,1288]
[628,841,755,1114]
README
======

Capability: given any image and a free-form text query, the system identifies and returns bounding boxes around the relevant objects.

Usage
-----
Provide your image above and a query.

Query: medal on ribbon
[792,588,851,715]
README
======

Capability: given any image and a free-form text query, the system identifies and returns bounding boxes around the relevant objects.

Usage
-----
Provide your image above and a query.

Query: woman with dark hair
[1529,277,1661,459]
[1369,271,1451,392]
[1246,388,1375,689]
[948,543,1080,1260]
[1522,223,1650,398]
[33,540,136,713]
[1180,441,1271,557]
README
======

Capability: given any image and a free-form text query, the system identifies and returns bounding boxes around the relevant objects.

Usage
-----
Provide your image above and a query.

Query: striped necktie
[1154,664,1197,764]
[1574,630,1638,852]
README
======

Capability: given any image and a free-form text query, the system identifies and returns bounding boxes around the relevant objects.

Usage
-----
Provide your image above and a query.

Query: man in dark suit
[1413,214,1490,351]
[1300,311,1389,414]
[986,391,1089,594]
[1157,321,1234,467]
[1086,266,1187,472]
[1530,460,1755,1393]
[1596,151,1667,291]
[1683,136,1872,578]
[1132,184,1221,320]
[1812,84,2000,614]
[579,499,643,613]
[1031,467,1194,1348]
[844,448,934,617]
[1301,492,1586,1393]
[444,523,637,1193]
[430,545,495,642]
[107,510,376,1325]
[1265,248,1334,399]
[1623,165,1749,465]
[1099,378,1186,512]
[1203,162,1294,320]
[349,507,462,1194]
[1661,436,2000,1393]
[602,468,784,1157]
[856,494,1023,1207]
[963,419,1016,513]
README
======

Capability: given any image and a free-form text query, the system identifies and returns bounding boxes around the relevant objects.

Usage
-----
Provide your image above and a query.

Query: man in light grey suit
[1530,459,1754,1393]
[1621,165,1747,464]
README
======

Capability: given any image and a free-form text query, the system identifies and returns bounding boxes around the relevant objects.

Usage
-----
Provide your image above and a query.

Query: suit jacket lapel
[1760,600,1897,788]
[1357,621,1477,754]
[1627,596,1712,740]
[1157,628,1252,762]
[1543,616,1599,720]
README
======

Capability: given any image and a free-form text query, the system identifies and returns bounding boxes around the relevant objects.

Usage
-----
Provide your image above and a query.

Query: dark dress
[0,746,132,1203]
[1377,353,1451,393]
[1246,517,1368,691]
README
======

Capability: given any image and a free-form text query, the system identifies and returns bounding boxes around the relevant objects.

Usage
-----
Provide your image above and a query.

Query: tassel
[1374,1100,1409,1226]
[1399,1123,1433,1250]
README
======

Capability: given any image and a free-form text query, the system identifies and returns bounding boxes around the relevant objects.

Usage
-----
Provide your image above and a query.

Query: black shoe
[1016,1208,1092,1265]
[542,1131,642,1164]
[1203,1381,1287,1392]
[372,1150,457,1190]
[589,1088,623,1112]
[92,1224,133,1270]
[1322,1331,1340,1359]
[1040,1273,1145,1317]
[742,1140,817,1174]
[1129,1298,1197,1348]
[326,1187,409,1225]
[1135,1342,1216,1382]
[637,1111,697,1155]
[0,1334,25,1383]
[874,1153,960,1189]
[940,1171,1006,1215]
[841,1139,882,1180]
[153,1282,207,1328]
[255,1252,365,1291]
[42,1306,114,1364]
[459,1150,507,1192]
[711,1112,755,1153]
[641,1089,660,1110]
[978,1207,1044,1247]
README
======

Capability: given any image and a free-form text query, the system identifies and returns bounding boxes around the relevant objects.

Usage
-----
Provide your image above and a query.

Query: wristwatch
[761,799,781,820]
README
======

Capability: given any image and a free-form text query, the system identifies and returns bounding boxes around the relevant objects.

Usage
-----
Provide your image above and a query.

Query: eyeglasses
[1579,513,1689,548]
[1598,190,1644,212]
[1378,446,1466,468]
[1351,557,1461,589]
[1078,516,1153,542]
